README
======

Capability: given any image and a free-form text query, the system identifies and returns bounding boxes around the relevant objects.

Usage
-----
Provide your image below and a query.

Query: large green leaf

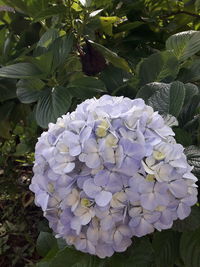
[178,59,200,82]
[33,5,66,21]
[49,248,86,267]
[180,228,200,267]
[126,238,154,267]
[185,146,200,179]
[173,128,192,147]
[148,81,185,117]
[166,31,200,62]
[37,29,59,49]
[36,86,72,128]
[179,94,200,128]
[172,206,200,232]
[0,63,44,79]
[50,34,74,70]
[36,232,58,257]
[183,83,199,106]
[32,52,54,74]
[138,51,179,86]
[0,79,16,102]
[67,76,106,99]
[152,230,180,267]
[89,41,131,72]
[100,65,132,94]
[136,82,166,102]
[16,79,44,104]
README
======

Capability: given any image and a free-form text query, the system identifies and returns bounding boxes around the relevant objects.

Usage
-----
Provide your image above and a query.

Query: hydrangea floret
[30,95,198,258]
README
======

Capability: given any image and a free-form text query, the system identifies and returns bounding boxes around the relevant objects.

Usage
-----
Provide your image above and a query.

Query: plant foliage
[0,0,200,266]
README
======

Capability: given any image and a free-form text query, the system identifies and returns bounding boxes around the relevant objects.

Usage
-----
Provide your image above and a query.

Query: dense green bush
[0,0,200,266]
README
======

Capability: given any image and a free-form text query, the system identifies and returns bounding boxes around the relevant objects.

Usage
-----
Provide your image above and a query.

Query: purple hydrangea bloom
[30,95,198,258]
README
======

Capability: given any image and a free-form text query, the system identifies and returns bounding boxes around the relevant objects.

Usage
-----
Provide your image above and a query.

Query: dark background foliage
[0,0,200,266]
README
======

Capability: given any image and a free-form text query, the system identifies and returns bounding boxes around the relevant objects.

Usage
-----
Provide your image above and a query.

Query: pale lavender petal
[169,180,188,198]
[134,218,154,237]
[95,191,112,207]
[177,203,191,220]
[85,153,101,168]
[141,193,158,211]
[83,178,101,198]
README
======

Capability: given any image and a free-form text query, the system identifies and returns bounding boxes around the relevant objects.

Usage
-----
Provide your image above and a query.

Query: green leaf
[36,86,72,128]
[185,146,200,179]
[180,227,200,267]
[67,77,106,99]
[148,81,185,116]
[16,79,44,104]
[173,206,200,232]
[152,230,180,267]
[166,31,200,62]
[0,101,15,121]
[100,65,131,93]
[178,59,200,82]
[33,52,54,74]
[50,34,74,69]
[183,83,199,106]
[126,238,154,267]
[33,5,67,21]
[179,95,200,128]
[136,82,165,102]
[138,51,179,86]
[173,128,193,147]
[37,29,59,49]
[0,79,16,102]
[0,63,44,79]
[49,247,86,267]
[89,41,131,72]
[36,232,58,257]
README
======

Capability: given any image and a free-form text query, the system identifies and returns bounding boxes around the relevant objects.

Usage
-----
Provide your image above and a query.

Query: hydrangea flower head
[30,95,198,258]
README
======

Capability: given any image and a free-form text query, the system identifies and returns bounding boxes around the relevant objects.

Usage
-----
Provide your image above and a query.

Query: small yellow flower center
[81,198,92,207]
[155,205,165,212]
[47,183,54,193]
[146,174,155,182]
[96,120,109,137]
[105,134,118,147]
[153,151,165,160]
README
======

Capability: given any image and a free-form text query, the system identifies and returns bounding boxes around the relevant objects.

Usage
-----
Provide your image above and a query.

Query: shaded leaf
[173,128,193,147]
[126,238,154,267]
[50,33,73,69]
[138,51,179,86]
[0,78,16,102]
[136,82,165,102]
[36,86,72,128]
[0,63,44,79]
[67,76,106,99]
[36,232,58,257]
[172,206,200,232]
[16,79,44,104]
[148,81,185,117]
[152,230,180,267]
[49,247,86,267]
[178,59,200,82]
[180,227,200,267]
[33,6,66,21]
[185,146,200,179]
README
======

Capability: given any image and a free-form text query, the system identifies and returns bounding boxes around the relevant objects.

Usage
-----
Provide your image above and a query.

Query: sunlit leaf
[166,31,200,62]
